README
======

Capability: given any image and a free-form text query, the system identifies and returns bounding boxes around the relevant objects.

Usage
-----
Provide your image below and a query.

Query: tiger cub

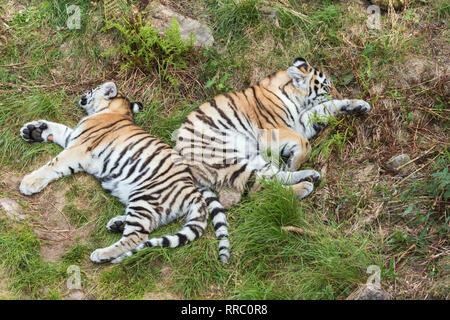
[19,82,230,263]
[175,58,371,208]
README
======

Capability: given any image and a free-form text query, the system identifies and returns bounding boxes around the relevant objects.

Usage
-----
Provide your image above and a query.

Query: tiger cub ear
[131,102,143,113]
[287,57,311,90]
[102,82,118,99]
[287,66,309,91]
[293,57,307,67]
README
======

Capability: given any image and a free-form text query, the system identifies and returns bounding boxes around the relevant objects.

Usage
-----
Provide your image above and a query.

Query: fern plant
[102,14,194,84]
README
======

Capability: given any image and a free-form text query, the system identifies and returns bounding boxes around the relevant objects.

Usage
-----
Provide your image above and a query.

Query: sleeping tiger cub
[19,82,230,263]
[175,58,371,208]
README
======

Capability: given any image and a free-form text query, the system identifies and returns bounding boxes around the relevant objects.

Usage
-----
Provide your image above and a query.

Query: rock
[386,154,415,176]
[346,284,393,300]
[147,3,214,48]
[370,0,405,11]
[0,198,27,221]
[386,154,410,170]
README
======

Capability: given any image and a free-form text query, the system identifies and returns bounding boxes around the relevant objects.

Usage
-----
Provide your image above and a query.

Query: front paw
[292,169,321,185]
[342,100,371,115]
[20,120,52,143]
[292,181,314,199]
[90,248,114,264]
[19,173,47,195]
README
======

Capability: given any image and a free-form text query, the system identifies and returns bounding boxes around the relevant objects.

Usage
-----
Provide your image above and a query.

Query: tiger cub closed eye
[19,82,230,264]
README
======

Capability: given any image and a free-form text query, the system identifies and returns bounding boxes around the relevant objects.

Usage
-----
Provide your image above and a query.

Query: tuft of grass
[208,0,262,40]
[309,115,356,162]
[228,181,383,299]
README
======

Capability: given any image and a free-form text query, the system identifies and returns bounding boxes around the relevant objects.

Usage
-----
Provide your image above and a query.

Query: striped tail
[111,200,208,263]
[198,187,230,263]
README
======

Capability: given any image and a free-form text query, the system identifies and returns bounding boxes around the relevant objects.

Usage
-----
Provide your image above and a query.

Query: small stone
[0,198,27,221]
[346,284,393,300]
[386,154,410,170]
[386,154,416,176]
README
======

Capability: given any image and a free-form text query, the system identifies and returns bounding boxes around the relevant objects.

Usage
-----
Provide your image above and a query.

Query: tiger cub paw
[292,181,314,199]
[90,248,114,264]
[292,169,321,185]
[342,100,371,115]
[20,120,53,143]
[19,172,47,195]
[106,215,126,233]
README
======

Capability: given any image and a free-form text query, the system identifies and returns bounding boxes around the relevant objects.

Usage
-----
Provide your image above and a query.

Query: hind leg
[261,127,311,171]
[90,206,156,263]
[110,195,209,264]
[220,158,320,207]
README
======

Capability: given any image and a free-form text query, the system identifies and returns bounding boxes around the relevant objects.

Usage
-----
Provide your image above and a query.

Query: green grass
[0,219,67,298]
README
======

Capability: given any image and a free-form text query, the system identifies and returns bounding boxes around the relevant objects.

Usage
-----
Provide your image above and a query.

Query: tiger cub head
[286,57,332,99]
[79,82,143,116]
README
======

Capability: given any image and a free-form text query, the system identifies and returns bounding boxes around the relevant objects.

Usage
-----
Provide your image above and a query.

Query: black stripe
[230,163,247,185]
[162,237,170,247]
[214,222,227,231]
[187,224,201,238]
[264,87,296,124]
[243,169,257,197]
[210,207,225,219]
[176,233,188,246]
[139,144,169,172]
[251,86,278,127]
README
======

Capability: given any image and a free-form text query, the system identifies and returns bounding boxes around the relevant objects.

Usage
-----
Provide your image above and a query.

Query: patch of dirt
[0,167,96,262]
[25,181,72,262]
